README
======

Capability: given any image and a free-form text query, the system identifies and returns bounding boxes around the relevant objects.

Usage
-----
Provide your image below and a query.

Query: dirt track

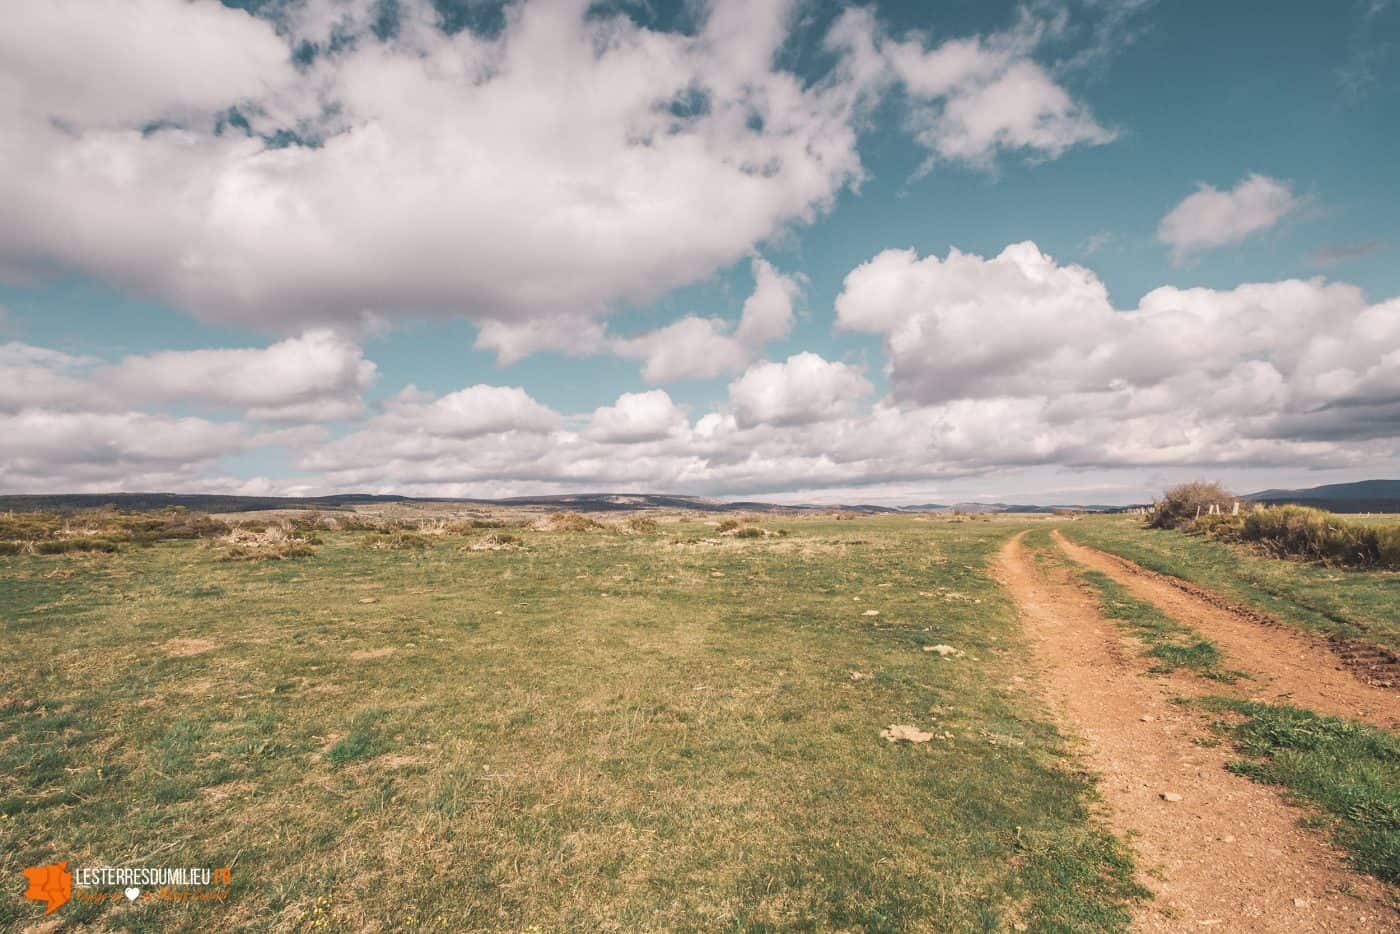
[1053,530,1399,730]
[996,531,1397,931]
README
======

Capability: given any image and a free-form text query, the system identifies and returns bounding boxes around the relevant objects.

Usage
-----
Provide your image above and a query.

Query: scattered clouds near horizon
[0,0,1114,361]
[6,242,1398,497]
[1156,174,1302,261]
[610,259,801,383]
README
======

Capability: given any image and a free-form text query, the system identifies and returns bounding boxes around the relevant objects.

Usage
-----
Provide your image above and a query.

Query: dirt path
[1052,530,1399,730]
[996,531,1397,931]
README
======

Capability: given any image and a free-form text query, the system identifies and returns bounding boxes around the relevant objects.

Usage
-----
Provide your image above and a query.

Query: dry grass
[1,514,1145,930]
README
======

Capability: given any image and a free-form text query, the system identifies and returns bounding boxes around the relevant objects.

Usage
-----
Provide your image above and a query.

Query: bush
[1236,505,1396,568]
[1148,482,1236,529]
[625,516,658,534]
[716,518,741,533]
[734,526,764,539]
[364,531,431,550]
[546,512,602,532]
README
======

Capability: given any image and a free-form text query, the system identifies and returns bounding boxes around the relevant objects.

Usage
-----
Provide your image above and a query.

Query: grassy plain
[1060,515,1400,651]
[0,514,1145,931]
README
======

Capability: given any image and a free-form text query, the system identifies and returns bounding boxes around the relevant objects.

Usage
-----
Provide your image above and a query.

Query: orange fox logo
[22,861,73,914]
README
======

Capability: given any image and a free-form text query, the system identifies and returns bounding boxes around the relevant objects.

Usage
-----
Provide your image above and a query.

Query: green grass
[1075,570,1244,683]
[0,515,1145,931]
[1061,515,1400,651]
[1199,698,1400,884]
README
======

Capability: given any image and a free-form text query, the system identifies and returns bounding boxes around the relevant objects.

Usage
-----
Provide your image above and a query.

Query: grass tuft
[1199,698,1400,883]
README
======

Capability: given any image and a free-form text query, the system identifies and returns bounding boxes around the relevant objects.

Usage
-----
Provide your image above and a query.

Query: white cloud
[728,353,873,427]
[586,390,688,443]
[100,329,376,421]
[382,384,562,439]
[0,330,376,422]
[1157,174,1301,259]
[0,0,1116,360]
[835,240,1400,454]
[0,0,863,343]
[829,7,1115,169]
[611,258,801,382]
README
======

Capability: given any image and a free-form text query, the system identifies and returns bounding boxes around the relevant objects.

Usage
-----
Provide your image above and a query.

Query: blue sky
[1,0,1398,504]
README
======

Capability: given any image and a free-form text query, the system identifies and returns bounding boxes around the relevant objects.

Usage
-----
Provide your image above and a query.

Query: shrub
[546,512,602,532]
[625,516,658,534]
[1148,482,1236,529]
[716,518,741,533]
[734,526,764,539]
[364,531,431,550]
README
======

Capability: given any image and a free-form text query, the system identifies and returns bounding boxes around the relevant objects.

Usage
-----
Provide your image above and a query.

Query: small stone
[358,597,378,604]
[1221,835,1235,843]
[1293,898,1310,909]
[924,644,961,656]
[862,609,880,617]
[1160,792,1183,802]
[1140,715,1153,722]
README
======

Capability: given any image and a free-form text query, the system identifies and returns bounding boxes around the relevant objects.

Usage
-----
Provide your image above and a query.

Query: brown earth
[996,531,1398,931]
[1052,530,1399,730]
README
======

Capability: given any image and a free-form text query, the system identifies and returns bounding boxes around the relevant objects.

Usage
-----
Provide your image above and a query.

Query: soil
[996,531,1398,931]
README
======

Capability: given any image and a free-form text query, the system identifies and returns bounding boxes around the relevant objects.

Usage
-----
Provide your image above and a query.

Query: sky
[2,0,1398,506]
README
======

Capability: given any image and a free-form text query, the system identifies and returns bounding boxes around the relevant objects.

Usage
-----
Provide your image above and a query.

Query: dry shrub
[221,541,316,561]
[216,524,318,560]
[469,532,522,551]
[363,531,431,550]
[625,516,658,534]
[733,526,764,539]
[1148,482,1236,529]
[716,518,741,533]
[543,512,602,532]
[0,507,230,555]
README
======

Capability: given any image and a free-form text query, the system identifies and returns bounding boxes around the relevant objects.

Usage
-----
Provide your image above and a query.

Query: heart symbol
[124,887,140,901]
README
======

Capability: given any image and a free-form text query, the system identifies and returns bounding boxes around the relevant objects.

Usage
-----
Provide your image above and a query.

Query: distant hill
[0,490,1122,516]
[1244,479,1400,513]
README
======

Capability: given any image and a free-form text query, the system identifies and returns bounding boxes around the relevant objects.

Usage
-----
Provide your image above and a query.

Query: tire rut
[996,531,1397,931]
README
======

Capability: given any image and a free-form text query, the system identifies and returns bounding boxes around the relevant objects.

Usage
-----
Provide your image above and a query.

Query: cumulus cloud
[586,390,689,443]
[728,353,873,427]
[836,240,1400,457]
[100,330,376,421]
[1157,174,1302,259]
[0,0,1117,361]
[828,7,1115,168]
[0,330,376,422]
[611,258,799,382]
[0,0,863,346]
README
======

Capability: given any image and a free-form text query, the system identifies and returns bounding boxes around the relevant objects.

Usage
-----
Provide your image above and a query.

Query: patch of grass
[1062,515,1400,651]
[0,514,1145,929]
[1078,569,1245,682]
[1198,698,1400,883]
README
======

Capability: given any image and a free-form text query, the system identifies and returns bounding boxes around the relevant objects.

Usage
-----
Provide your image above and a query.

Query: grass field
[1,514,1148,931]
[1060,515,1400,651]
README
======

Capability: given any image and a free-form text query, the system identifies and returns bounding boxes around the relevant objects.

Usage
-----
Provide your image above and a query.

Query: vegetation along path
[1053,529,1399,730]
[996,531,1397,931]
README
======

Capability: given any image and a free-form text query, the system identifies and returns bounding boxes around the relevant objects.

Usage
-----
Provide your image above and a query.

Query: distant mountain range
[0,491,1123,515]
[8,483,1391,516]
[1244,479,1400,513]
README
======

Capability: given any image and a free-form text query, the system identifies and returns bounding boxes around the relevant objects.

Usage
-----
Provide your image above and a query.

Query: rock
[881,724,933,743]
[358,596,378,604]
[1160,792,1183,802]
[1293,898,1310,909]
[862,609,880,617]
[924,644,961,656]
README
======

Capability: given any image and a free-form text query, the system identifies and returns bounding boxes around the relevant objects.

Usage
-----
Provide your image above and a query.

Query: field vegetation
[1,512,1147,930]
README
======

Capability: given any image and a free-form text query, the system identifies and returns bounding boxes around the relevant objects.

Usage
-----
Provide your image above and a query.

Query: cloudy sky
[3,0,1398,505]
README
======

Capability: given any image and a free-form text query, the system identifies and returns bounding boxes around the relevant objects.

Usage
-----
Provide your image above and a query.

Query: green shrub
[1147,482,1236,529]
[625,516,658,534]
